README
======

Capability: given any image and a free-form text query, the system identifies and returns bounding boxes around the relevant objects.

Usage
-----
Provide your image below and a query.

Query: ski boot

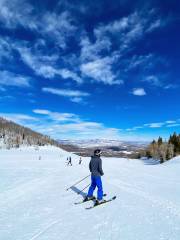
[83,196,95,202]
[94,199,106,206]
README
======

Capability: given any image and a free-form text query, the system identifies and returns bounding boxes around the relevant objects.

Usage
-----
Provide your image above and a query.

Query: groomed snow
[0,146,180,240]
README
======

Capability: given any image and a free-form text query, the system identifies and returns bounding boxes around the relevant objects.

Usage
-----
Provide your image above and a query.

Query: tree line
[142,133,180,163]
[0,117,60,149]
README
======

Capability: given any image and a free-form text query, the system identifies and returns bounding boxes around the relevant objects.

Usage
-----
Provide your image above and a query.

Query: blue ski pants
[87,176,103,200]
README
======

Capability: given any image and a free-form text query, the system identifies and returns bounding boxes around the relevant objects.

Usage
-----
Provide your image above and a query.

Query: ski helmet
[94,149,101,156]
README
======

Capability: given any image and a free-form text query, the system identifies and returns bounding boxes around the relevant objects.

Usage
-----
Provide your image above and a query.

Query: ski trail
[0,178,46,208]
[28,219,62,240]
[27,196,75,240]
[110,179,180,218]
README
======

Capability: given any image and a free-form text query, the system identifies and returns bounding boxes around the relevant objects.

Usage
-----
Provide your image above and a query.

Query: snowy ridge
[0,146,180,240]
[58,139,148,148]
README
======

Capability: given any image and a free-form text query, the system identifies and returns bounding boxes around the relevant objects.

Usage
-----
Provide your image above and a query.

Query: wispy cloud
[0,113,38,125]
[0,38,13,61]
[0,1,76,49]
[165,120,176,124]
[142,74,178,90]
[125,54,155,71]
[32,110,121,139]
[0,2,172,91]
[144,122,165,128]
[164,84,178,89]
[0,70,31,88]
[42,87,90,103]
[93,9,165,52]
[40,11,77,49]
[1,109,122,140]
[132,88,146,96]
[81,57,123,85]
[33,109,80,123]
[80,35,112,62]
[144,75,162,87]
[126,119,180,132]
[78,8,166,86]
[0,0,36,29]
[16,45,82,83]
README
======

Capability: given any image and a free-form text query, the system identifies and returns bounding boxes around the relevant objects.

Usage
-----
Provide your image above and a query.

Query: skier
[84,149,105,205]
[67,156,72,166]
[79,157,82,165]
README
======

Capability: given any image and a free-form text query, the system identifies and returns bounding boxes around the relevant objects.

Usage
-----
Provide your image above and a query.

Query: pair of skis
[74,194,116,209]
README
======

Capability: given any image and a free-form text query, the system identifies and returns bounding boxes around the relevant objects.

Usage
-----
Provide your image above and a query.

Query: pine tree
[157,137,163,145]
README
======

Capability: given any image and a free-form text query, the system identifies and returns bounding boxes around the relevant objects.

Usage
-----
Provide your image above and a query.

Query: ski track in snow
[0,146,180,240]
[110,179,180,218]
[28,220,62,240]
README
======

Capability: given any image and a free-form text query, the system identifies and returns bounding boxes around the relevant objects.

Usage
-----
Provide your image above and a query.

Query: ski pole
[66,174,91,191]
[77,183,90,195]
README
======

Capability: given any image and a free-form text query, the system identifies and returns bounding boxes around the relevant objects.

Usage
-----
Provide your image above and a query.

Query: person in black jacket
[84,149,104,203]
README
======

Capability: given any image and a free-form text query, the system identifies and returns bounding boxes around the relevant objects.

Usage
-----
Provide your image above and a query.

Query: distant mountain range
[58,139,149,157]
[58,139,149,147]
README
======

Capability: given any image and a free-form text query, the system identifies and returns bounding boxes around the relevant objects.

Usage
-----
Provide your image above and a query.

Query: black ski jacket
[89,156,104,176]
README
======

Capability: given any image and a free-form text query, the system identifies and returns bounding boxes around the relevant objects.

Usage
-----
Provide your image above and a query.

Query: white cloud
[42,88,89,97]
[144,75,162,87]
[143,75,178,90]
[31,109,122,139]
[33,109,51,115]
[58,69,82,84]
[0,1,76,49]
[126,119,180,132]
[70,97,84,103]
[78,9,166,87]
[0,0,35,29]
[40,11,77,49]
[147,19,163,32]
[16,45,82,83]
[125,54,155,71]
[35,120,121,140]
[164,84,178,89]
[93,10,163,52]
[81,57,123,85]
[165,120,176,124]
[80,35,112,62]
[0,37,13,61]
[33,109,80,122]
[0,70,31,87]
[0,113,38,125]
[132,88,146,96]
[42,87,90,103]
[144,122,165,128]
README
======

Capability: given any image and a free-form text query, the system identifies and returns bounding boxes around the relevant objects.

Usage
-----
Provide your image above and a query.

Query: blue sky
[0,0,180,141]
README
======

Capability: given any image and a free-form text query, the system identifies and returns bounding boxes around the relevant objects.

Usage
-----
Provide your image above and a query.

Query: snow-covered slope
[0,146,180,240]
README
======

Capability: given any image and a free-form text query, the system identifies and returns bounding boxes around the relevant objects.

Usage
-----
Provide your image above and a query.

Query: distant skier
[67,156,72,166]
[79,157,82,165]
[84,149,105,205]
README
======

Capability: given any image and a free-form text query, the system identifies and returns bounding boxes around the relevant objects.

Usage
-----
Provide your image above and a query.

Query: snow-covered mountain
[0,146,180,240]
[58,139,149,157]
[58,139,149,148]
[0,117,60,149]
